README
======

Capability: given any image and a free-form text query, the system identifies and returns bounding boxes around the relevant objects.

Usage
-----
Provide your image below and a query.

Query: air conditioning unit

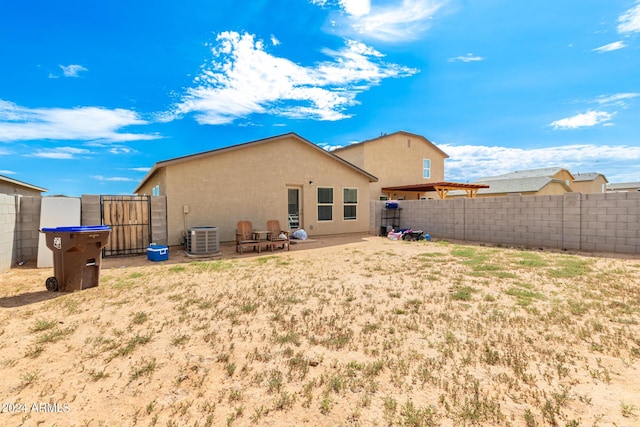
[186,226,220,256]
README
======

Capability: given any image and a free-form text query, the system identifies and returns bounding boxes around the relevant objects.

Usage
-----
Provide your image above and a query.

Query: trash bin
[41,226,111,292]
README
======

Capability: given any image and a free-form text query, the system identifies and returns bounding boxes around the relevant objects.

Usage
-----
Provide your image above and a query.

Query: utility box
[41,226,111,292]
[186,226,220,256]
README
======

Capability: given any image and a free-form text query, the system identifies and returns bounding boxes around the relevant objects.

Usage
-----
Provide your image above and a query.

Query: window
[423,159,431,179]
[343,188,357,220]
[152,185,160,196]
[317,187,333,221]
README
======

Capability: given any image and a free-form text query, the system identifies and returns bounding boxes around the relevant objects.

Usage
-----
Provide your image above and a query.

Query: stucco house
[134,133,377,245]
[0,175,47,196]
[572,172,608,194]
[607,182,640,192]
[448,167,575,198]
[331,131,449,200]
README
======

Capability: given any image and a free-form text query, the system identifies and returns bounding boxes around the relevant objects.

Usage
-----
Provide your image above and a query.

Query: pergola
[381,182,490,199]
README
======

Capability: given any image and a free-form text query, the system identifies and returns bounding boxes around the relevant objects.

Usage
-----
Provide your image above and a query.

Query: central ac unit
[186,226,220,256]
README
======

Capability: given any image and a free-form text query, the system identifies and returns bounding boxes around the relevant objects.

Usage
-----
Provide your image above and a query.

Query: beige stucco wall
[0,182,43,197]
[572,176,607,194]
[137,168,167,197]
[549,170,574,188]
[140,136,373,244]
[334,133,447,200]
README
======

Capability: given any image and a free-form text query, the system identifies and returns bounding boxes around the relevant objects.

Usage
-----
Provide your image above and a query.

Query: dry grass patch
[0,238,638,426]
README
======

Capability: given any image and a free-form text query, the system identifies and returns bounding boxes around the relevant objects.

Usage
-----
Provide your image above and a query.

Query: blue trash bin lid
[42,225,111,232]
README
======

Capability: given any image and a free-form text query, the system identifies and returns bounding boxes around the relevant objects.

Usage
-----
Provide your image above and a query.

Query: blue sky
[1,0,639,196]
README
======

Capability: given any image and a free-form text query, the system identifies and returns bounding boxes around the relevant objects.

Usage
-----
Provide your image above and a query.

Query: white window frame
[423,159,431,179]
[317,187,333,222]
[343,188,357,221]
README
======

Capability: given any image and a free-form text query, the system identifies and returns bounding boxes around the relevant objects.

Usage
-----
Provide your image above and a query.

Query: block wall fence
[1,195,167,273]
[370,192,640,255]
[0,194,43,272]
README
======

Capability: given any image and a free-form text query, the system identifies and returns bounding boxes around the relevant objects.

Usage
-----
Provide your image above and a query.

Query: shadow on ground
[0,290,62,308]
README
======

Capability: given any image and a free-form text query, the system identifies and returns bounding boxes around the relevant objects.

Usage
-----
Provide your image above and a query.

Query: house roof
[607,182,640,191]
[382,182,489,193]
[0,175,48,193]
[573,172,608,183]
[477,167,574,182]
[449,177,572,196]
[134,132,378,193]
[332,130,450,159]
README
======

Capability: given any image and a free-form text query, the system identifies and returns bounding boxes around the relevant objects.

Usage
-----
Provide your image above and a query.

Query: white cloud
[441,143,640,183]
[350,0,445,42]
[29,147,91,159]
[270,35,281,46]
[550,110,613,130]
[0,169,15,174]
[91,175,136,182]
[339,0,371,18]
[59,64,88,77]
[594,92,639,107]
[312,0,446,42]
[618,1,640,34]
[319,142,345,151]
[448,53,484,62]
[592,41,627,52]
[171,32,417,124]
[129,167,151,172]
[0,99,162,142]
[109,147,134,155]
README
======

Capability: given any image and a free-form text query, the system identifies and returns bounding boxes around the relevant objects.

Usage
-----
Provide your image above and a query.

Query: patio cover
[381,182,490,199]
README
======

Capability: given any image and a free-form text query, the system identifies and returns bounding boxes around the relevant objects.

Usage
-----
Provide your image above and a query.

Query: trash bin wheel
[46,277,59,292]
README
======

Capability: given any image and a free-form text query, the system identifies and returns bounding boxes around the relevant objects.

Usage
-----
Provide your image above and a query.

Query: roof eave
[0,175,48,193]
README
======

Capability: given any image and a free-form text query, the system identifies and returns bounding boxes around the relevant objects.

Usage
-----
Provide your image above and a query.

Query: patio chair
[236,221,261,254]
[266,220,290,251]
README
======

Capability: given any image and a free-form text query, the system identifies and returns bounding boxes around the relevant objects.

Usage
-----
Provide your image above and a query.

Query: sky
[1,0,639,196]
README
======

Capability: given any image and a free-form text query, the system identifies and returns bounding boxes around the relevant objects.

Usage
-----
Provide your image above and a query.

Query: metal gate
[100,195,151,257]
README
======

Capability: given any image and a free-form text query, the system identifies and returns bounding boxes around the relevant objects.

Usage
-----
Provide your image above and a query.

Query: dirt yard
[1,235,639,426]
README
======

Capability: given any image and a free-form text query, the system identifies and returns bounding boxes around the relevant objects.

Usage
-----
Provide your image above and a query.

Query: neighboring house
[451,177,573,197]
[478,167,575,188]
[0,175,47,196]
[572,173,608,194]
[332,131,449,200]
[607,182,640,192]
[449,167,575,198]
[134,133,377,245]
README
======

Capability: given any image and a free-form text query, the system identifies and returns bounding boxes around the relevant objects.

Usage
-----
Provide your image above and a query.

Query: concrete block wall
[150,196,168,245]
[17,196,42,264]
[372,191,640,255]
[0,194,17,272]
[81,194,102,226]
[0,195,43,272]
[580,192,640,254]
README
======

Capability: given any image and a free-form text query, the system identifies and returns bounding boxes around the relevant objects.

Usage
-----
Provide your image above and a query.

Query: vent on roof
[186,226,220,256]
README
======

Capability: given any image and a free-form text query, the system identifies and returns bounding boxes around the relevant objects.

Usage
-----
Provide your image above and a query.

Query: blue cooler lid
[42,225,111,232]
